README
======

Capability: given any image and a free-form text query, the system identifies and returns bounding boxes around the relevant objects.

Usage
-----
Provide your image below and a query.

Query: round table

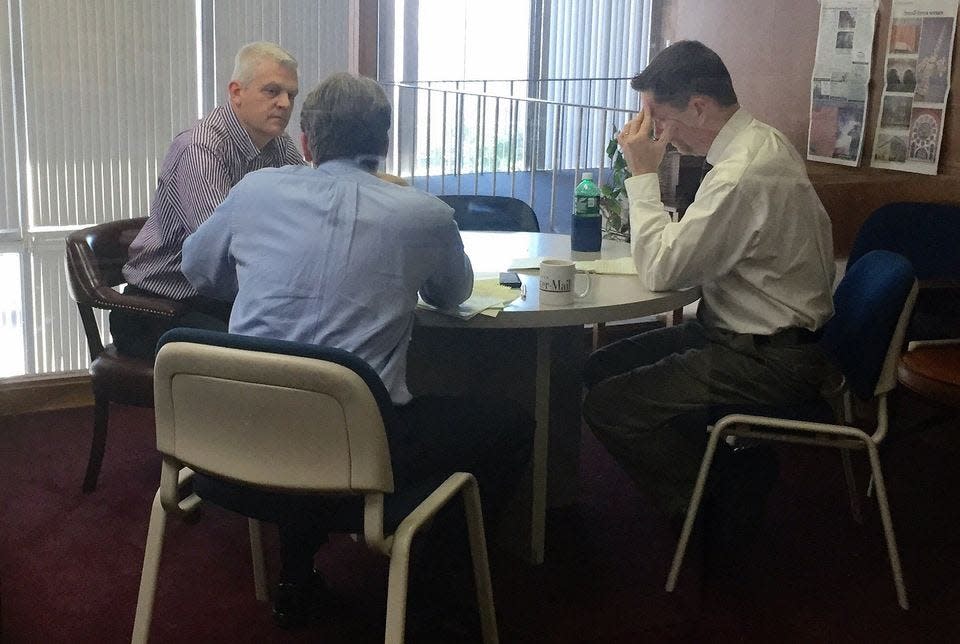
[411,232,701,563]
[897,342,960,407]
[415,231,699,328]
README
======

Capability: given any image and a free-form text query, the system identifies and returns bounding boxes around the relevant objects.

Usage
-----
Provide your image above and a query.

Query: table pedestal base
[407,325,588,563]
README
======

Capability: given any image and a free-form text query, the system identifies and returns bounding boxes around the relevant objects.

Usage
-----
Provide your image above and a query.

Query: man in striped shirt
[112,41,305,358]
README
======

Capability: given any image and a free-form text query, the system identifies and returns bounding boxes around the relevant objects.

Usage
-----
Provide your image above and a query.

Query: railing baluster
[409,86,418,185]
[549,105,562,233]
[573,107,583,185]
[510,97,518,198]
[441,90,448,194]
[424,87,432,193]
[474,94,481,195]
[457,92,464,194]
[492,97,500,196]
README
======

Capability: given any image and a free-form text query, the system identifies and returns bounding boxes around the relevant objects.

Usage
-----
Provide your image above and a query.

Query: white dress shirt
[625,108,835,336]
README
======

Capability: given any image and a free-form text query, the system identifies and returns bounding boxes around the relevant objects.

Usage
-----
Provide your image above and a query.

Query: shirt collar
[221,104,280,162]
[316,158,374,174]
[705,108,753,166]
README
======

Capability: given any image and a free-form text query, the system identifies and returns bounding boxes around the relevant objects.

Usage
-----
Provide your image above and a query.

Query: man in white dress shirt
[582,41,837,552]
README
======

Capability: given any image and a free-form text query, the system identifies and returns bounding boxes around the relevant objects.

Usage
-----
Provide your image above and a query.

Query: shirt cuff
[624,173,660,201]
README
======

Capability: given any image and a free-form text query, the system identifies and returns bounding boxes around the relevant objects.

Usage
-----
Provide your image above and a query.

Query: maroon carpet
[2,393,960,642]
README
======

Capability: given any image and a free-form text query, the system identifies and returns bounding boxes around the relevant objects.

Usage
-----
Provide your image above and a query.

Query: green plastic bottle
[572,172,602,251]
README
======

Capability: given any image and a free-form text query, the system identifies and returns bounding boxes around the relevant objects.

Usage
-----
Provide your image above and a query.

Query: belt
[753,327,820,347]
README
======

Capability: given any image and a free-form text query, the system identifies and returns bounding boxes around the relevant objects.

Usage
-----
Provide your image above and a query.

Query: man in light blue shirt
[182,72,532,633]
[182,156,471,404]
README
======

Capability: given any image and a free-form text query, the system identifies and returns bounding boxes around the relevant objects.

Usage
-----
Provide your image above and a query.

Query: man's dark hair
[300,73,391,171]
[631,40,738,109]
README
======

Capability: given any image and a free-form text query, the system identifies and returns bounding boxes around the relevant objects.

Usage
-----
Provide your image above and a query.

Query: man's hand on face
[617,106,673,176]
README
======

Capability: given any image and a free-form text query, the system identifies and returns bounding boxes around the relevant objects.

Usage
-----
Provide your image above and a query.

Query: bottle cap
[582,172,593,181]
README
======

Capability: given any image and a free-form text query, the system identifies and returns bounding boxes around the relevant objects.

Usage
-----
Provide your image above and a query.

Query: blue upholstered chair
[132,329,498,643]
[436,194,540,232]
[848,201,960,341]
[666,250,918,610]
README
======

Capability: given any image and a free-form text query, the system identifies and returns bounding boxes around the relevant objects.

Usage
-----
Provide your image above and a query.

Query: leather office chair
[666,250,918,610]
[132,329,498,644]
[847,201,960,341]
[65,218,184,492]
[436,194,540,232]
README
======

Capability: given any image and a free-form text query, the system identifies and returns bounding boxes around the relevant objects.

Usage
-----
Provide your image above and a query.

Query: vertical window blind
[538,0,650,168]
[1,0,355,378]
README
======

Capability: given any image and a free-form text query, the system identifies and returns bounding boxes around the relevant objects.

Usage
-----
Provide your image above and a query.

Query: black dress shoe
[272,570,330,629]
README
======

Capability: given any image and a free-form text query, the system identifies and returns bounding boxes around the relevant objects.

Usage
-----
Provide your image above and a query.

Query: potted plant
[599,131,631,241]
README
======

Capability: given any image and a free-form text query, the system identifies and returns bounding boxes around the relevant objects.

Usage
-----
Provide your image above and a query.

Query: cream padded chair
[666,250,918,610]
[131,329,498,643]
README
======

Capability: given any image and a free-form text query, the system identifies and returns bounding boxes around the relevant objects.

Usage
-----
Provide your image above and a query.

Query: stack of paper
[417,277,523,320]
[574,257,637,275]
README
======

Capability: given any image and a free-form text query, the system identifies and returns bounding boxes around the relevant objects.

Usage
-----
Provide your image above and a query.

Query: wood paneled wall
[658,0,960,256]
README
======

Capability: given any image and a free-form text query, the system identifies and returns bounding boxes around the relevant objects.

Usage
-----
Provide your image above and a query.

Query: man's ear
[228,80,242,107]
[300,132,313,163]
[689,96,708,122]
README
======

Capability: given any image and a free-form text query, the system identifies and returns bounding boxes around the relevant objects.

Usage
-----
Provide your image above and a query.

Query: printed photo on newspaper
[807,0,879,167]
[870,0,959,174]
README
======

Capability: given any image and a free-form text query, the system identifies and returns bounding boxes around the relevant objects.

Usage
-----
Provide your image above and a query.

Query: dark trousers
[195,394,534,586]
[109,286,232,359]
[582,320,832,519]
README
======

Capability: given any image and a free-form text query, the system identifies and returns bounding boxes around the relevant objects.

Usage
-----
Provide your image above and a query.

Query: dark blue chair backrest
[156,328,399,430]
[820,250,915,400]
[437,194,540,232]
[847,202,960,280]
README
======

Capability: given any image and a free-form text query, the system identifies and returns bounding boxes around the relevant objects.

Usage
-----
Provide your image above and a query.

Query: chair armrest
[90,286,187,319]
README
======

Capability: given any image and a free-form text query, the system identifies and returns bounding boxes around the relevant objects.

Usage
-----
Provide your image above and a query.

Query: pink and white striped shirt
[123,104,304,300]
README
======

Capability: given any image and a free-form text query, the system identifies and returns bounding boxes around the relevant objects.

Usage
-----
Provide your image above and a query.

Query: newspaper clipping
[808,0,878,166]
[871,0,959,174]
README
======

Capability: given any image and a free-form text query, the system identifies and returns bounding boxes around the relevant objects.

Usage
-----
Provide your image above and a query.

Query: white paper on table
[507,256,545,271]
[574,257,638,275]
[417,277,523,320]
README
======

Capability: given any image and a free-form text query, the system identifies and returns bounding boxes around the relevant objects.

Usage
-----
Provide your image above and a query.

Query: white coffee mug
[539,258,591,306]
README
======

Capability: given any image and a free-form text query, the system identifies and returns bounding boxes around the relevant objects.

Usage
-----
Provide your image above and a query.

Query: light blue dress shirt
[182,159,473,404]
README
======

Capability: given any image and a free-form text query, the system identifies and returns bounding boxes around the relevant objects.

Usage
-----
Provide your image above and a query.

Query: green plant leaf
[606,137,619,158]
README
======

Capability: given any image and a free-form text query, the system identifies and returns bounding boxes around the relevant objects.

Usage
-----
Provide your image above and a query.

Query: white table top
[415,231,701,329]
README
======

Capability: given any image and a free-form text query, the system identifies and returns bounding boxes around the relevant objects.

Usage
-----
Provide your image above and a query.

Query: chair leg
[132,490,169,643]
[840,449,863,524]
[864,442,909,610]
[82,395,110,493]
[248,519,269,602]
[666,425,724,592]
[462,478,499,644]
[385,531,413,644]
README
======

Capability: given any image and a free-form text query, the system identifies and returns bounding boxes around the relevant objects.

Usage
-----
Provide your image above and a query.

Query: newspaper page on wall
[808,0,879,166]
[871,0,960,174]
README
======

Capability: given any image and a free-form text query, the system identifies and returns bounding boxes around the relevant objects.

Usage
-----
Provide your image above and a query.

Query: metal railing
[382,78,642,232]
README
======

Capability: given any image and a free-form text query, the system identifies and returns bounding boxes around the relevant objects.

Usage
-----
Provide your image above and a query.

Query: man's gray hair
[231,41,298,86]
[300,73,391,171]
